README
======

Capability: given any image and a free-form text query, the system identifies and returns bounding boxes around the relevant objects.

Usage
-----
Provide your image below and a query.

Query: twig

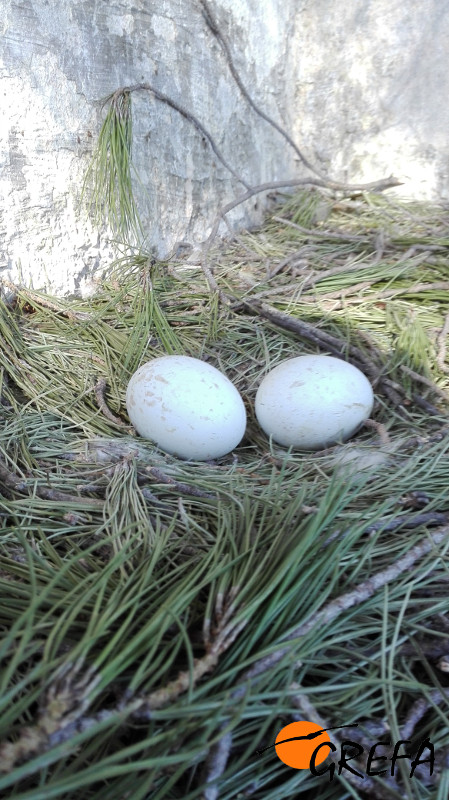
[232,524,449,698]
[398,641,449,660]
[65,438,165,465]
[94,378,132,428]
[199,0,402,194]
[111,84,251,190]
[317,280,375,302]
[205,179,401,250]
[301,257,371,292]
[1,281,92,321]
[131,621,248,720]
[244,253,373,300]
[363,419,391,445]
[240,299,449,413]
[411,394,442,416]
[238,277,376,307]
[201,730,233,800]
[272,216,368,242]
[314,279,449,309]
[0,659,102,773]
[267,246,311,279]
[0,610,246,772]
[437,311,449,373]
[0,458,104,508]
[401,689,449,741]
[200,176,401,301]
[241,297,372,362]
[230,280,305,306]
[199,0,328,181]
[400,365,449,402]
[377,280,449,299]
[286,524,449,640]
[236,298,408,410]
[145,466,216,499]
[364,511,449,534]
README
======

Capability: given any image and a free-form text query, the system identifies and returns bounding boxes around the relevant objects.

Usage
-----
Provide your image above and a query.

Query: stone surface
[1,0,448,295]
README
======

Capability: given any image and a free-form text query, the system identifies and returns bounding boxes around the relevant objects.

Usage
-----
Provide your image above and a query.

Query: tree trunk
[1,0,447,295]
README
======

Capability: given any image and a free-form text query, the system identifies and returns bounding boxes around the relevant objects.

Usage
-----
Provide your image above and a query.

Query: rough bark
[1,0,447,295]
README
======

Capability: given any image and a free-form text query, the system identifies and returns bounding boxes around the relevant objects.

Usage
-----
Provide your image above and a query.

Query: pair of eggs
[125,354,374,461]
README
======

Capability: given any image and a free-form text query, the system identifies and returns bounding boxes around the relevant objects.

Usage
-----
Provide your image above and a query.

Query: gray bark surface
[1,1,447,295]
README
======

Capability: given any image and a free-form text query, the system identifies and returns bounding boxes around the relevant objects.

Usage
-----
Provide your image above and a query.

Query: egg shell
[126,355,247,460]
[255,355,374,450]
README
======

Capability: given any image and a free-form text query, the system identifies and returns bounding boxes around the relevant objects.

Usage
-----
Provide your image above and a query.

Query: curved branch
[115,83,252,190]
[199,0,402,193]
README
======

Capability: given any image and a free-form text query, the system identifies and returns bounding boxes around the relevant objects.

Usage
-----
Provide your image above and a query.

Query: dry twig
[411,394,442,416]
[0,605,247,772]
[199,0,401,194]
[1,282,92,322]
[232,524,449,698]
[109,84,251,190]
[145,466,216,499]
[437,311,449,373]
[0,660,102,773]
[401,689,449,741]
[94,378,131,427]
[0,458,104,508]
[201,730,233,800]
[363,418,391,445]
[400,365,449,402]
[235,298,408,409]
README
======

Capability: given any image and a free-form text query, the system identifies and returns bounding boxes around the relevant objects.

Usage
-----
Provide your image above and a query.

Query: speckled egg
[126,355,247,460]
[255,355,374,450]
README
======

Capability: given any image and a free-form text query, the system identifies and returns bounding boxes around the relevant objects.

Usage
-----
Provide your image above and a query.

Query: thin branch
[363,418,391,446]
[400,365,449,402]
[401,689,449,741]
[0,660,102,772]
[199,0,402,194]
[272,216,368,242]
[115,83,251,190]
[1,281,92,321]
[317,280,375,303]
[145,466,216,499]
[377,280,449,299]
[412,394,442,416]
[236,298,406,407]
[0,458,104,508]
[199,175,401,308]
[364,511,449,534]
[204,177,401,254]
[0,610,246,772]
[199,0,327,180]
[286,524,449,641]
[437,311,449,373]
[232,524,449,699]
[201,730,233,800]
[94,378,132,427]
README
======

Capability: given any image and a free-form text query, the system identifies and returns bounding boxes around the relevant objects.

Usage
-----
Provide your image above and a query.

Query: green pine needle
[82,90,143,244]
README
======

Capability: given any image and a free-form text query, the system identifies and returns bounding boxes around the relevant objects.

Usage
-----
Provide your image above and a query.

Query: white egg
[126,355,247,460]
[255,355,374,450]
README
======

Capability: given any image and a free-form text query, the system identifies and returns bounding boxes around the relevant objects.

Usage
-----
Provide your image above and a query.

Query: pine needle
[82,90,142,244]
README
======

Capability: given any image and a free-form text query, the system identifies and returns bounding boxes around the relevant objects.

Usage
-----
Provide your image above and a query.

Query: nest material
[1,190,449,800]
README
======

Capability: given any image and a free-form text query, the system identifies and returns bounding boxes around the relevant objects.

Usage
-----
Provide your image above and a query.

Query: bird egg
[126,355,247,460]
[255,355,374,450]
